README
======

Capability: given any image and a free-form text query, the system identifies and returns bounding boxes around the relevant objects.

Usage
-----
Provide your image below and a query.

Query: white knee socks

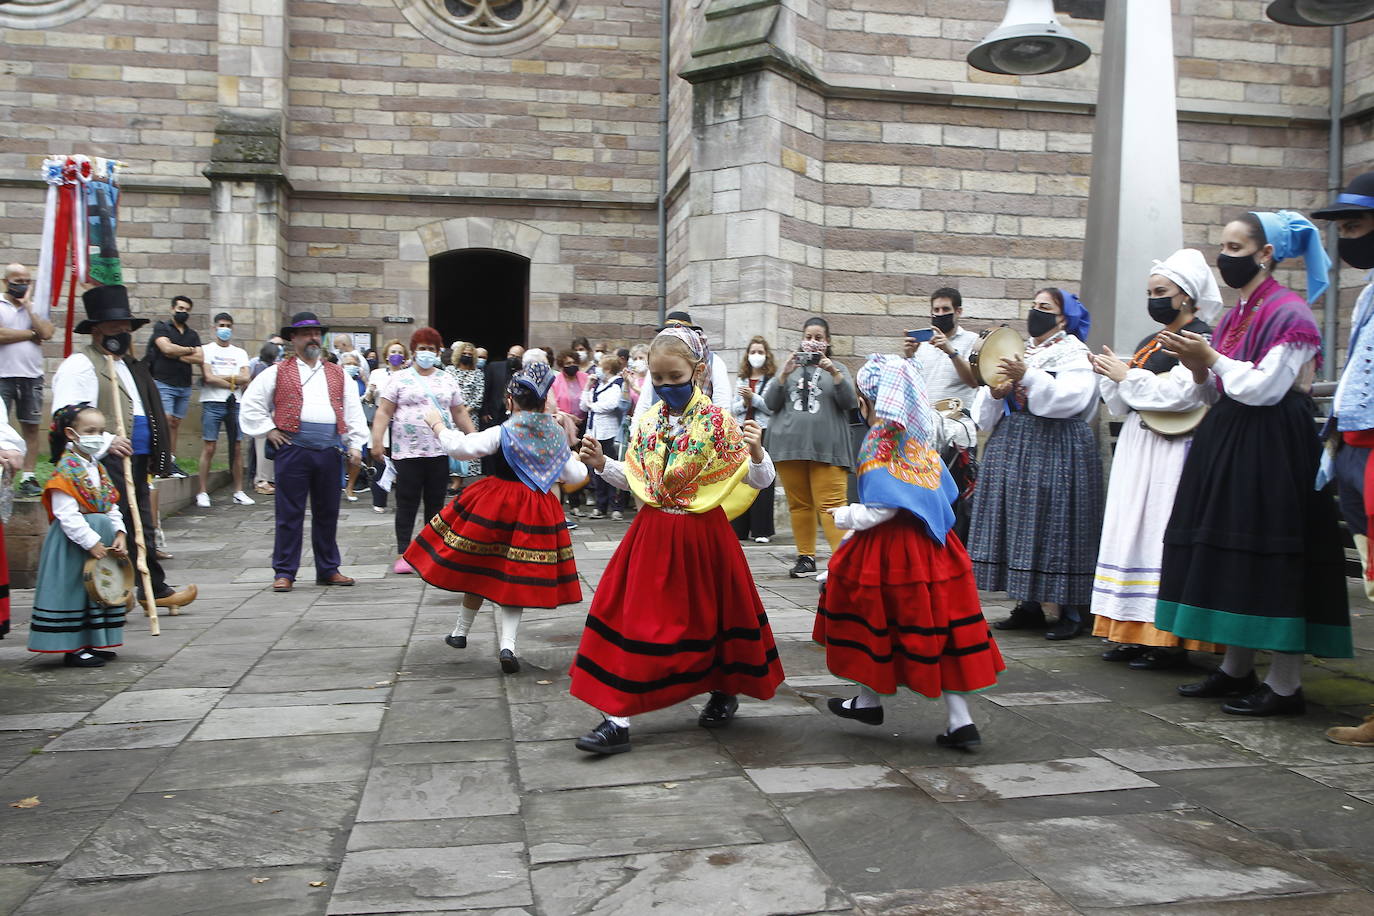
[498,605,522,653]
[450,603,480,638]
[1219,646,1257,678]
[944,693,974,732]
[605,713,630,728]
[842,685,882,710]
[1264,651,1303,696]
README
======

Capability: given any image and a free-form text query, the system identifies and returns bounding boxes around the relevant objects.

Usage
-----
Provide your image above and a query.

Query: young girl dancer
[404,363,586,674]
[570,325,784,754]
[815,355,1004,749]
[27,404,128,668]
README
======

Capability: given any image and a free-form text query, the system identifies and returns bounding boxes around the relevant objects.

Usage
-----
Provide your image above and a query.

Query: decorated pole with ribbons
[28,156,125,356]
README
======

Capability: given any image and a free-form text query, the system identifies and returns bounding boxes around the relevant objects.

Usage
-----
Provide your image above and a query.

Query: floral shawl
[1211,275,1323,391]
[499,411,570,494]
[625,387,754,516]
[41,449,118,522]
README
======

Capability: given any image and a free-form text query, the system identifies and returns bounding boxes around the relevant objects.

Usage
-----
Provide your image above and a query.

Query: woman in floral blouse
[445,341,486,491]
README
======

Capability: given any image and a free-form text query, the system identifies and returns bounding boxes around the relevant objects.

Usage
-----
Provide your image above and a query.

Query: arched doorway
[429,248,529,355]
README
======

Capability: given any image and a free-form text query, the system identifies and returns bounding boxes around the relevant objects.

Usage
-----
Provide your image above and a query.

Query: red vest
[273,357,346,434]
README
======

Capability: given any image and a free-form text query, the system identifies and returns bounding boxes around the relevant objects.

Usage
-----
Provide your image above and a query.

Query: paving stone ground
[2,491,1374,915]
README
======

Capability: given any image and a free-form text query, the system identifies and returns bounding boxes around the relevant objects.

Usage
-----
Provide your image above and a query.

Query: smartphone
[795,351,821,366]
[906,328,934,343]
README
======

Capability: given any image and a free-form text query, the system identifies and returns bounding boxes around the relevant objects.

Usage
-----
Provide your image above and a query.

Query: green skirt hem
[1156,600,1353,659]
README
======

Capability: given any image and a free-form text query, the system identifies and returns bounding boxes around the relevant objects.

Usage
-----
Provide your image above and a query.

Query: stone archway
[391,217,568,342]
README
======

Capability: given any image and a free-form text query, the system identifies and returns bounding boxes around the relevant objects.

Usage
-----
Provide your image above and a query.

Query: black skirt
[1156,392,1352,656]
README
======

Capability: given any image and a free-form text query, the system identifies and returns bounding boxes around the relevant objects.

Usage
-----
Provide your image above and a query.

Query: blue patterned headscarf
[853,354,958,543]
[1251,210,1332,304]
[509,361,555,402]
[1058,289,1091,341]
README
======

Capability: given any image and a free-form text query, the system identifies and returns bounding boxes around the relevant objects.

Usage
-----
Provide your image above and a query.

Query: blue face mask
[654,381,695,411]
[476,358,487,369]
[414,351,440,370]
[216,327,232,342]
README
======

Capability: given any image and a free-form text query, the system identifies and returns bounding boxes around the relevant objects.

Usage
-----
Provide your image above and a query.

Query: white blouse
[434,424,587,487]
[972,363,1098,431]
[1205,343,1317,408]
[598,450,777,492]
[1098,364,1209,417]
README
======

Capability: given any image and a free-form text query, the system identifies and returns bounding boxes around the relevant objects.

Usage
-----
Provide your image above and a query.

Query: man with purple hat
[51,285,197,609]
[240,311,369,592]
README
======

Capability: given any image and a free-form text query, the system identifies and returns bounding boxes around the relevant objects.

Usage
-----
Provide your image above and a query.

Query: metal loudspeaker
[1266,0,1374,25]
[967,0,1092,76]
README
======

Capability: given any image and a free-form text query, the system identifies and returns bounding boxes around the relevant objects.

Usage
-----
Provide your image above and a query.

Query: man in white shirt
[632,311,732,418]
[196,312,253,508]
[903,287,980,405]
[241,312,369,592]
[51,285,196,609]
[0,263,54,498]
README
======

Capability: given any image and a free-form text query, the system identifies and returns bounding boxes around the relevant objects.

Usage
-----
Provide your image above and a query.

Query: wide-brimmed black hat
[280,311,330,339]
[75,285,148,334]
[1312,172,1374,220]
[657,309,696,332]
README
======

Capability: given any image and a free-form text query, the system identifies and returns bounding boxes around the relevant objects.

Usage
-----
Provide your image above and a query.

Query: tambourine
[83,553,133,608]
[968,326,1025,388]
[1136,371,1209,438]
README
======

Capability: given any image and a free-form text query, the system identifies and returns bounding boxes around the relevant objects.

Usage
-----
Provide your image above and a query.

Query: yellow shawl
[625,388,757,518]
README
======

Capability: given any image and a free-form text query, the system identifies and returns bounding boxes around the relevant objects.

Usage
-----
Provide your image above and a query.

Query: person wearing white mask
[370,327,475,575]
[731,336,778,543]
[196,312,253,508]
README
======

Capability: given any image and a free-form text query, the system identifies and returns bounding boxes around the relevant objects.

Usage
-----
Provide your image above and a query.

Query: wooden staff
[104,354,160,635]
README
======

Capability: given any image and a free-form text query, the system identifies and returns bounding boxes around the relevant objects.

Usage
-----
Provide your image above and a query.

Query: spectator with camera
[763,317,857,578]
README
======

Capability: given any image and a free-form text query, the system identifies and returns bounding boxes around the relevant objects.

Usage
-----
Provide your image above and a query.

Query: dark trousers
[593,438,624,514]
[102,452,168,598]
[272,444,343,580]
[1335,443,1370,535]
[394,455,450,554]
[370,451,388,509]
[730,481,776,540]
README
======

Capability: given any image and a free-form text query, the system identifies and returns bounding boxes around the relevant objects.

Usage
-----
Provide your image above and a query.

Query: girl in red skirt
[815,354,1004,749]
[570,325,784,754]
[405,362,585,674]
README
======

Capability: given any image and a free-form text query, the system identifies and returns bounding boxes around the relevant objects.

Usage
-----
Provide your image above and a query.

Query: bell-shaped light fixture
[1266,0,1374,25]
[967,0,1092,75]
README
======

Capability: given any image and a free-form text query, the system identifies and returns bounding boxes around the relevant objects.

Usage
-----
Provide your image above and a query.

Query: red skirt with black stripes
[569,505,785,717]
[814,516,1004,697]
[404,475,581,608]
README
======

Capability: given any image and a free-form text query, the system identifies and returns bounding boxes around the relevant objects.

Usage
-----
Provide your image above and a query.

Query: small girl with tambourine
[26,404,128,668]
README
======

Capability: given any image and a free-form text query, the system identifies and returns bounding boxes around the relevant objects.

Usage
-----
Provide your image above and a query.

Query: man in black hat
[240,311,369,592]
[631,310,732,418]
[50,285,197,609]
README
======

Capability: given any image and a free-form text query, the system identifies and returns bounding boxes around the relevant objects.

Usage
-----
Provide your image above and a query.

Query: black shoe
[445,634,467,649]
[565,520,579,531]
[826,696,884,725]
[14,477,42,499]
[499,648,520,674]
[789,555,817,578]
[993,602,1047,631]
[698,691,739,728]
[1222,684,1306,717]
[1045,616,1086,640]
[1128,648,1188,671]
[63,650,105,668]
[575,719,631,755]
[1102,644,1148,662]
[936,723,982,750]
[87,649,118,660]
[1177,668,1258,698]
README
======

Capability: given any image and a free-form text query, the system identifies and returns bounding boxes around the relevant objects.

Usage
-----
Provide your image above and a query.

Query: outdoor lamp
[1266,0,1374,25]
[967,0,1092,75]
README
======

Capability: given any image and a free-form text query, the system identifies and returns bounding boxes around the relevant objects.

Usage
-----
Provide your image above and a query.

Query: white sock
[945,693,974,732]
[1264,651,1303,696]
[1219,646,1256,678]
[451,603,480,638]
[605,713,630,728]
[19,471,34,481]
[844,685,882,710]
[498,605,522,653]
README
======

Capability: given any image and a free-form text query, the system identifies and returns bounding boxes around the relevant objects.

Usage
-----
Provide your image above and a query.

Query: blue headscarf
[1251,210,1332,304]
[1058,289,1091,341]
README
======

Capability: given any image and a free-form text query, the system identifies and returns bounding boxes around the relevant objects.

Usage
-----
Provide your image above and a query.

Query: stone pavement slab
[355,759,520,822]
[908,756,1158,802]
[191,704,386,741]
[88,686,228,723]
[142,733,377,792]
[328,842,531,914]
[15,864,334,916]
[40,719,198,752]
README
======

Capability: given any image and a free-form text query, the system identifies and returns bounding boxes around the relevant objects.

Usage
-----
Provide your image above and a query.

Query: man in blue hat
[240,311,369,592]
[50,285,197,610]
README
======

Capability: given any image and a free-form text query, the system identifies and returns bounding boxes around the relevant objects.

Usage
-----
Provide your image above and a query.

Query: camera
[795,351,821,366]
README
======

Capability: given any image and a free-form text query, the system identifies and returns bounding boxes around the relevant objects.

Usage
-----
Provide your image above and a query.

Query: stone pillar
[203,0,291,345]
[679,0,821,364]
[1079,0,1183,353]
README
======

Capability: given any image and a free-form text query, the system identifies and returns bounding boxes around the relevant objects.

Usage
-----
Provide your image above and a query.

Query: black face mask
[6,281,29,299]
[1147,296,1180,325]
[1216,252,1262,290]
[562,365,579,377]
[172,311,188,325]
[1338,231,1374,270]
[931,313,956,334]
[1027,309,1060,339]
[506,356,521,372]
[459,354,474,365]
[101,332,132,356]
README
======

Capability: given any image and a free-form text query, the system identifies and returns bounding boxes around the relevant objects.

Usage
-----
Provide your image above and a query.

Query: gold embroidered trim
[431,516,573,564]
